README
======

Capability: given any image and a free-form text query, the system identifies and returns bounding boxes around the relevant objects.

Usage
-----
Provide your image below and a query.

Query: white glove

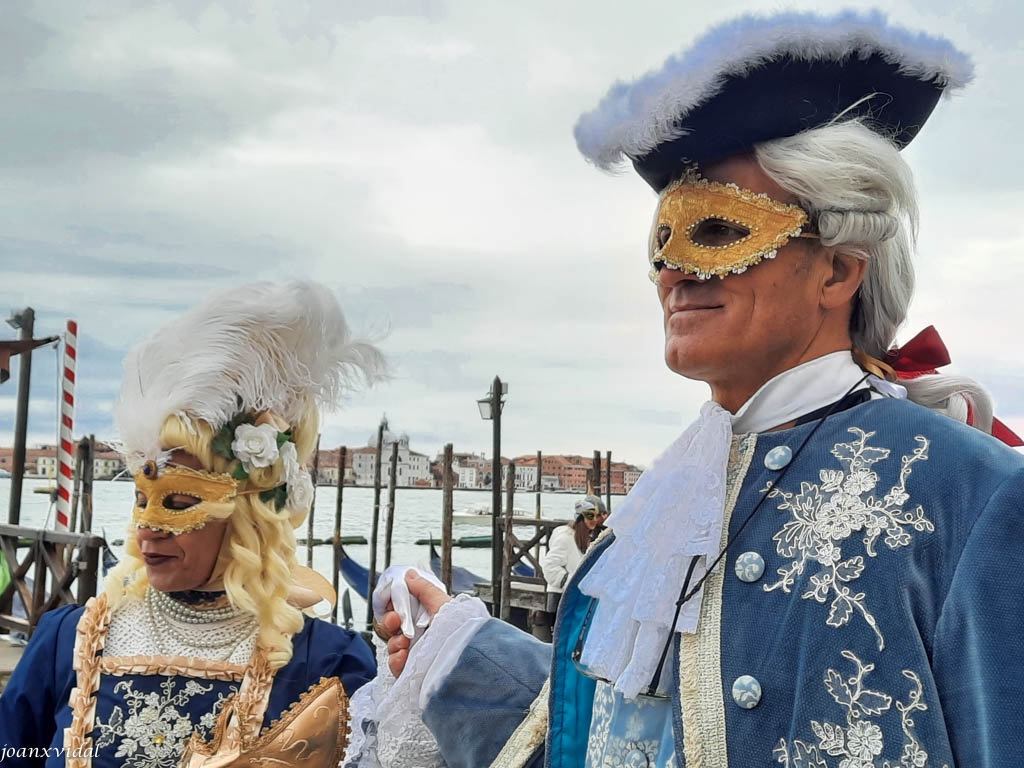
[371,565,446,641]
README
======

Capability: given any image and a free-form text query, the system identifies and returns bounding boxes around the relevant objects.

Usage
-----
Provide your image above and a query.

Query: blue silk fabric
[425,397,1024,767]
[0,607,375,767]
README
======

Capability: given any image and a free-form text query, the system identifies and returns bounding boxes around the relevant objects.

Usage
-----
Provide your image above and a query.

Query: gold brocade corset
[180,676,350,768]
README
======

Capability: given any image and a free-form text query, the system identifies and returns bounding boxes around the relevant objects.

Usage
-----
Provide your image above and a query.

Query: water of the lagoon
[0,477,588,628]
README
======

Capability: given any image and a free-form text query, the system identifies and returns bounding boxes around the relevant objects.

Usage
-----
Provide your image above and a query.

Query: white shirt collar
[730,350,873,434]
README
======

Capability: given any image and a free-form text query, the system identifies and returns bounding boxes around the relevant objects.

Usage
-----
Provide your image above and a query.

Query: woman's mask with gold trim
[132,462,238,534]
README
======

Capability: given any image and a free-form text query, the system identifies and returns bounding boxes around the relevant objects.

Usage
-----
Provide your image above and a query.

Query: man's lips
[668,301,724,312]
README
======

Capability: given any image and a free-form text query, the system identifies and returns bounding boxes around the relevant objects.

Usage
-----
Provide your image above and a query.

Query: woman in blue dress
[0,281,384,767]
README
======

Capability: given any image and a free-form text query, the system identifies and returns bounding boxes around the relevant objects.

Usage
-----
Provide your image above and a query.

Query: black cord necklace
[642,373,872,696]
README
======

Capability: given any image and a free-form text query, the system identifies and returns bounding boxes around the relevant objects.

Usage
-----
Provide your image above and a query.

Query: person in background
[541,495,609,615]
[0,282,384,767]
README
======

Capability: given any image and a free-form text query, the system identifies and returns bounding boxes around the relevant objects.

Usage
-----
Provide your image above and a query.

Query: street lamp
[478,375,506,617]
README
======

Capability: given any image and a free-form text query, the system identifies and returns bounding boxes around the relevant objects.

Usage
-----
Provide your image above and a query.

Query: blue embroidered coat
[0,606,375,767]
[423,398,1024,768]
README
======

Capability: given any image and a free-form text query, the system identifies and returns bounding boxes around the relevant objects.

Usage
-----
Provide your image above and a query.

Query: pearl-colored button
[623,748,650,767]
[732,675,762,709]
[734,551,765,583]
[764,445,793,470]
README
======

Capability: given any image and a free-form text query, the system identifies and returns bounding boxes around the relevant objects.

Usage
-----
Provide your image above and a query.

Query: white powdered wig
[574,8,973,169]
[115,282,386,468]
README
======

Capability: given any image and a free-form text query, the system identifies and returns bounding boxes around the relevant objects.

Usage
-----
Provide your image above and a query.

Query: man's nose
[656,264,705,289]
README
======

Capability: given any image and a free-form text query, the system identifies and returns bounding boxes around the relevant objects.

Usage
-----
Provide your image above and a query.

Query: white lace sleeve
[342,594,491,768]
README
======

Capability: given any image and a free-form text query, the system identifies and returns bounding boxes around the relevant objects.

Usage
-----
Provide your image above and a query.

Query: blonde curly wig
[106,404,321,669]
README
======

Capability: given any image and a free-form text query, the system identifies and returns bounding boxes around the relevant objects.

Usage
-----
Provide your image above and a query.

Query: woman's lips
[142,552,176,566]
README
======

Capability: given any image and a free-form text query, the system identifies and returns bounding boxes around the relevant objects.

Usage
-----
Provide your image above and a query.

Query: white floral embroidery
[586,680,676,767]
[763,428,932,650]
[587,683,615,766]
[601,739,663,767]
[93,677,233,767]
[773,651,948,768]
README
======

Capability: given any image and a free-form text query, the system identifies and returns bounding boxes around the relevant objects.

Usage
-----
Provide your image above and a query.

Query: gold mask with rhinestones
[649,179,811,281]
[132,463,238,534]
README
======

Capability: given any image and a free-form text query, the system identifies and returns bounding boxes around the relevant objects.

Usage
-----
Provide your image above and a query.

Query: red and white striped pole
[55,320,77,530]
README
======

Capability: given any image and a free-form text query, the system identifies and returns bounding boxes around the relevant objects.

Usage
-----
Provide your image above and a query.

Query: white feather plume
[574,9,974,170]
[114,281,386,467]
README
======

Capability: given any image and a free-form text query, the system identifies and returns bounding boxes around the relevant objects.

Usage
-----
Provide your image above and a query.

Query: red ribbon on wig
[886,326,1022,447]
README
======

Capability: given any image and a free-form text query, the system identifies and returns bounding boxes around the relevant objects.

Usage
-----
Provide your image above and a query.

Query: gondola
[100,530,120,577]
[338,544,374,599]
[427,542,487,594]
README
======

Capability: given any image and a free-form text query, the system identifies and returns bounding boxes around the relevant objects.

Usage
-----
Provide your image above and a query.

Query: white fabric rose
[279,441,300,481]
[287,467,315,513]
[231,423,281,471]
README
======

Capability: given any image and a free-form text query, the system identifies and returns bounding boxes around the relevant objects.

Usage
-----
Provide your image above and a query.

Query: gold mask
[132,462,238,534]
[649,178,811,281]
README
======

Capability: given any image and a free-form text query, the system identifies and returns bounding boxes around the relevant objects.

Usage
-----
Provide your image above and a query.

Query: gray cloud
[2,0,1021,467]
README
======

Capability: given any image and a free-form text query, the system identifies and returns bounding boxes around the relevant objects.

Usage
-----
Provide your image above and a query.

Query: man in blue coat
[364,10,1024,768]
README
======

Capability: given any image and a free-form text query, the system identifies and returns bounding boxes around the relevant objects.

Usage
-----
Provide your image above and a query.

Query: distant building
[0,442,125,480]
[510,453,644,494]
[346,421,433,487]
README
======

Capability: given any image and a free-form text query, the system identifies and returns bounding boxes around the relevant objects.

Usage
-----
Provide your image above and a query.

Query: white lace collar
[577,350,887,700]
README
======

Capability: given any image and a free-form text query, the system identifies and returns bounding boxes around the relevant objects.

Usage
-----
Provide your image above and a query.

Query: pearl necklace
[150,587,239,623]
[145,588,258,661]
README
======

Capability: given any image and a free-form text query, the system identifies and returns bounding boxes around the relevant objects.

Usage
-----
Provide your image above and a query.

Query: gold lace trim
[65,594,111,768]
[680,433,757,768]
[490,678,551,768]
[98,655,248,681]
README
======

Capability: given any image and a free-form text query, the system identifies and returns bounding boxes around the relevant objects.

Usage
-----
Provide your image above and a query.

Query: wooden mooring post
[606,450,612,513]
[81,436,95,534]
[385,441,398,569]
[366,420,385,628]
[440,443,454,593]
[500,461,516,621]
[534,451,542,565]
[332,446,347,624]
[307,435,321,568]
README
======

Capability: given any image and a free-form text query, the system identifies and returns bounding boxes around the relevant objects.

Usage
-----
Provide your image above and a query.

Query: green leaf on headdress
[211,412,254,460]
[211,428,234,459]
[259,484,289,510]
[232,463,250,481]
[276,431,292,447]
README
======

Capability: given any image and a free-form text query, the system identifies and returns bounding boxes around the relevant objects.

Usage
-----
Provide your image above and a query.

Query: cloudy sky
[2,0,1021,467]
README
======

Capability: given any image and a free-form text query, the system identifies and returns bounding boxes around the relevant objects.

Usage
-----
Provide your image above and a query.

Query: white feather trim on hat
[574,9,973,170]
[114,281,385,468]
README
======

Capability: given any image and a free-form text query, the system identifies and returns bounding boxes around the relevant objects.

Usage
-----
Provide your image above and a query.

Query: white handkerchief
[372,566,447,640]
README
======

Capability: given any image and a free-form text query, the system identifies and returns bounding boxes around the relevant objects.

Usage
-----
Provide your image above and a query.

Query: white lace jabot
[577,350,880,700]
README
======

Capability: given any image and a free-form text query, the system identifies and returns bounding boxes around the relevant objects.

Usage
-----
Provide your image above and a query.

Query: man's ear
[821,250,867,310]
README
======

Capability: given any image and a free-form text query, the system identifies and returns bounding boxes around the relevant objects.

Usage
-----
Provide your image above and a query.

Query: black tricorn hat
[574,9,972,192]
